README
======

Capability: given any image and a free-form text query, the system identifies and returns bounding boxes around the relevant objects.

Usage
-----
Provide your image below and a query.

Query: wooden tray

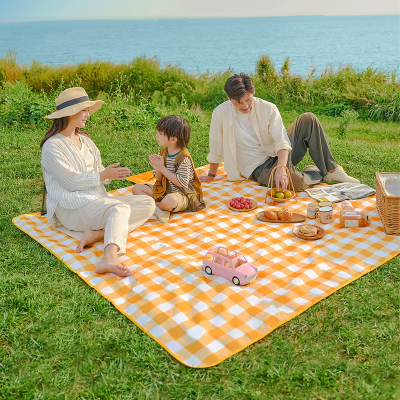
[292,225,325,240]
[256,212,306,223]
[227,198,257,212]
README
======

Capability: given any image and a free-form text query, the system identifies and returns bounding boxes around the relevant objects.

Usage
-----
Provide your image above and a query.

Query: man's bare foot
[95,259,133,277]
[76,229,104,253]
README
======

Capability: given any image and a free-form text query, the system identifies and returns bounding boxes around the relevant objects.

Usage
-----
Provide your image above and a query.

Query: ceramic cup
[318,200,333,208]
[317,205,334,224]
[307,203,319,219]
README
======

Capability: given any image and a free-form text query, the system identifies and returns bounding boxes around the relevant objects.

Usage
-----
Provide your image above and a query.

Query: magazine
[305,182,375,203]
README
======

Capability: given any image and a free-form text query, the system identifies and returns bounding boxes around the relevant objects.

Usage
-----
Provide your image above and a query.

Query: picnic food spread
[228,197,257,212]
[264,210,279,220]
[339,200,370,228]
[299,224,318,236]
[230,197,253,209]
[269,188,293,199]
[277,208,293,221]
[264,208,293,221]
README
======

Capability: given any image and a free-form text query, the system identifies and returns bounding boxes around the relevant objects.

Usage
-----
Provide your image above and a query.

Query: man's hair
[224,73,255,102]
[156,115,191,148]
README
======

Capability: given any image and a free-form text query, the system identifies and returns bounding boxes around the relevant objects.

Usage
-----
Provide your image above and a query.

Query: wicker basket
[376,172,400,235]
[265,165,297,204]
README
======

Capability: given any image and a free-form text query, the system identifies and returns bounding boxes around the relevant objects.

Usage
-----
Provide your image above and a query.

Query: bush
[316,103,353,117]
[338,109,359,138]
[1,53,398,121]
[0,81,54,128]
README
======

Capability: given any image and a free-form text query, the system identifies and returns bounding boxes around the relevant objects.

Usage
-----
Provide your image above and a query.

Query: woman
[41,87,155,277]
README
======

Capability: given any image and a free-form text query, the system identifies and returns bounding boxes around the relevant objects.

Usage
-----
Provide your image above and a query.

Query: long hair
[40,116,89,148]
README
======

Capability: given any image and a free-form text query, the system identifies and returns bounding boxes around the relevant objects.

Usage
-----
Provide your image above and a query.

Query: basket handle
[266,164,297,201]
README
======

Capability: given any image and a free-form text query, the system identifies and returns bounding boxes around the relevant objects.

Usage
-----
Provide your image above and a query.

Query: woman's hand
[100,163,131,181]
[275,165,288,192]
[149,154,165,172]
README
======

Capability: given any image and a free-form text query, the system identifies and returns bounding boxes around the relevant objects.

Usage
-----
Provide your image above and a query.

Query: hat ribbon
[56,95,90,111]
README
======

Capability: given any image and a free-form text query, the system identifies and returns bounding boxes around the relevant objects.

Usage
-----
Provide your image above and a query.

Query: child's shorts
[145,184,189,212]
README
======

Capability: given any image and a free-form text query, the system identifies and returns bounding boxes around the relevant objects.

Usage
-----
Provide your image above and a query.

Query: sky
[0,0,399,22]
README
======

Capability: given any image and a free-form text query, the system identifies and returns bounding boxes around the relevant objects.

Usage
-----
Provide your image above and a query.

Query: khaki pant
[145,183,189,212]
[252,112,336,191]
[55,194,155,255]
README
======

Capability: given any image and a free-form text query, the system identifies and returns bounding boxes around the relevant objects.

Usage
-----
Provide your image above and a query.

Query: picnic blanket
[13,165,400,368]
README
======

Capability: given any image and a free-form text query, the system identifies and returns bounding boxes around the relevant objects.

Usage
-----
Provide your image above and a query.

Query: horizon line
[1,13,399,24]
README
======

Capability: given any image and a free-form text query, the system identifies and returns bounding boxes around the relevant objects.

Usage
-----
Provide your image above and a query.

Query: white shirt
[207,97,292,181]
[234,111,268,178]
[80,142,95,174]
[41,134,109,226]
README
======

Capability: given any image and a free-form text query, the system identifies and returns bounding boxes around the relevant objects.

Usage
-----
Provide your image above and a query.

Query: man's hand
[199,163,219,183]
[148,154,165,172]
[199,175,215,183]
[100,163,131,181]
[275,165,288,192]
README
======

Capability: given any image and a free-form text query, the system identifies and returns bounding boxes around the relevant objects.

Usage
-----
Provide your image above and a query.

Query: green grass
[1,107,400,400]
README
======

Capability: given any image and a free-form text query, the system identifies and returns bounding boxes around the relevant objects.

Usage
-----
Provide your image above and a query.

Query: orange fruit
[275,192,285,199]
[284,190,292,198]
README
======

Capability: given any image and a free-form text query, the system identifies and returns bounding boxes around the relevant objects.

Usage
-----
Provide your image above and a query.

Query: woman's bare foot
[76,229,104,253]
[94,243,133,277]
[95,259,133,277]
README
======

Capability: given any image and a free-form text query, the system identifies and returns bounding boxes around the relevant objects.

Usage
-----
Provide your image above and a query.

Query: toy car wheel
[232,276,240,286]
[205,266,212,275]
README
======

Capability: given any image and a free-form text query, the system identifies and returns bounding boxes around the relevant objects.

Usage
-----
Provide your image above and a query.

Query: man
[199,73,359,191]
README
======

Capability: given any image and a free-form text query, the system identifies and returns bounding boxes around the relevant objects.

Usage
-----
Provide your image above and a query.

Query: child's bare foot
[153,207,170,223]
[95,259,133,277]
[76,229,104,253]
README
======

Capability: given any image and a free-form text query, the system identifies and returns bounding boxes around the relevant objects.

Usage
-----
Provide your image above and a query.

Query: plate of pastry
[256,208,306,223]
[292,224,325,240]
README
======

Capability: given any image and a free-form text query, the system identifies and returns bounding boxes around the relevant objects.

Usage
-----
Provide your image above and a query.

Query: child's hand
[149,154,164,172]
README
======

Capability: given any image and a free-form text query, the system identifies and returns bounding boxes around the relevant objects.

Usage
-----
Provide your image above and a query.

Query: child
[132,115,205,223]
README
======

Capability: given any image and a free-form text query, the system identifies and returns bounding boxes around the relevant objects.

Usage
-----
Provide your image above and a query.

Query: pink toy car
[202,246,258,285]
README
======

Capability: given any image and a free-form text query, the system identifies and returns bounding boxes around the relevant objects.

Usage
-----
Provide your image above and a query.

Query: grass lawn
[1,109,399,400]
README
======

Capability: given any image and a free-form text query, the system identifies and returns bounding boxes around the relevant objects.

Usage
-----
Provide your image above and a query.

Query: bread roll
[299,224,318,237]
[277,208,293,221]
[264,210,279,220]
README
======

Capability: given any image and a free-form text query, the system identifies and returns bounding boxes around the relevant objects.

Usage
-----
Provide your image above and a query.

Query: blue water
[0,16,399,75]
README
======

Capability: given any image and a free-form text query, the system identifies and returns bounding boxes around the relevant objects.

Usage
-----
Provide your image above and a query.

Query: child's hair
[156,115,191,148]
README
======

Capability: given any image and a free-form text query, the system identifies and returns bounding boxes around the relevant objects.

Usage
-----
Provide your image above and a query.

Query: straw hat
[44,87,104,120]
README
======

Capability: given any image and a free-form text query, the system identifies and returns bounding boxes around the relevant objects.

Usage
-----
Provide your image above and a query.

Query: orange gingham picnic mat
[13,165,400,368]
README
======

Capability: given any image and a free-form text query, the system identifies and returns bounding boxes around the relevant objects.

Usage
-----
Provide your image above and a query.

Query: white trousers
[55,194,155,255]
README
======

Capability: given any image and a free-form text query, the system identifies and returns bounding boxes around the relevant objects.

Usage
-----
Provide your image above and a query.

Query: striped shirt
[157,150,194,192]
[41,133,109,226]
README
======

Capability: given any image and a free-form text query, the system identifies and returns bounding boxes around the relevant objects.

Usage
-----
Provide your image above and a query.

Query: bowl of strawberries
[228,197,257,212]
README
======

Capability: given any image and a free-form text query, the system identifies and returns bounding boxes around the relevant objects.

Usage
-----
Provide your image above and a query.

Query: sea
[0,15,399,76]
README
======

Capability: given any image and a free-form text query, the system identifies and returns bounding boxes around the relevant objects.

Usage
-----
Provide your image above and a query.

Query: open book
[305,182,375,203]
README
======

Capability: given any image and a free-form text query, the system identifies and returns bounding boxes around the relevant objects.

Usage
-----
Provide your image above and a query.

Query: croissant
[277,208,293,221]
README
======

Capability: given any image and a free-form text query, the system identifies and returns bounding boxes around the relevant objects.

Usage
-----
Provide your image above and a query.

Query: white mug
[317,206,334,224]
[307,203,318,219]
